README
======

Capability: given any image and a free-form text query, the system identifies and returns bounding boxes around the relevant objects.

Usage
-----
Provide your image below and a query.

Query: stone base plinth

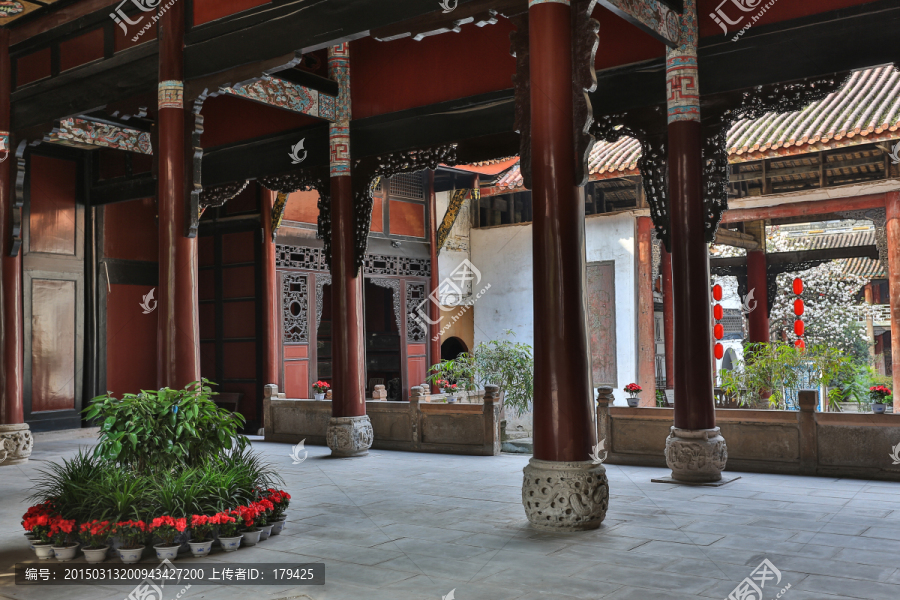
[522,458,609,531]
[0,423,33,466]
[664,426,727,483]
[326,416,373,458]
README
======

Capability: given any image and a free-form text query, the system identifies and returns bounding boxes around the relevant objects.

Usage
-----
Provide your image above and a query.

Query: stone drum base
[327,415,374,458]
[664,426,727,483]
[522,458,609,531]
[0,423,33,466]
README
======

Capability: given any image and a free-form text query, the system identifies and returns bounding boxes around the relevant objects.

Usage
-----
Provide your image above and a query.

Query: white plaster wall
[436,190,476,305]
[470,213,639,406]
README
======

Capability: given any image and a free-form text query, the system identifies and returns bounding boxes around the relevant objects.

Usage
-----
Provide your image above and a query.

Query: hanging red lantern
[794,320,805,336]
[714,323,724,340]
[714,304,724,320]
[714,343,724,360]
[793,278,803,295]
[795,339,806,350]
[793,299,804,316]
[712,284,723,301]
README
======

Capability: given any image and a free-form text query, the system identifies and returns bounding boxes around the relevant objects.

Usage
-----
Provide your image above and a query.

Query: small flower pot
[627,396,640,408]
[33,543,55,560]
[270,519,286,536]
[218,535,243,552]
[188,540,213,557]
[259,525,274,541]
[241,530,262,546]
[873,403,887,414]
[52,544,80,562]
[153,544,180,561]
[117,546,145,564]
[446,395,458,403]
[83,546,110,564]
[314,393,326,400]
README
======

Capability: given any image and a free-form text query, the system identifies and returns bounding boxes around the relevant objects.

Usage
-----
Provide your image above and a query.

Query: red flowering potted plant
[265,489,291,535]
[49,516,78,562]
[313,380,330,400]
[79,520,112,563]
[149,515,187,560]
[624,383,642,407]
[235,505,262,546]
[870,385,892,414]
[113,520,147,564]
[187,515,215,557]
[256,498,276,540]
[213,512,243,552]
[22,504,55,559]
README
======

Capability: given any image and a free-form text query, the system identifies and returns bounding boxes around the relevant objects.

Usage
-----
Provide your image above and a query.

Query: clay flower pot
[117,546,145,564]
[258,524,274,540]
[218,535,243,552]
[82,546,110,564]
[270,519,286,536]
[188,540,213,557]
[153,544,180,560]
[52,544,80,562]
[33,543,55,560]
[241,530,262,546]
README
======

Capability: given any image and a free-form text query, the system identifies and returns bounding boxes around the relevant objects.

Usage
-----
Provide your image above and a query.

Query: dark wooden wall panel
[223,302,256,338]
[201,94,319,148]
[106,283,157,399]
[30,155,77,256]
[222,231,254,265]
[223,266,255,298]
[351,20,516,120]
[199,236,214,266]
[31,279,77,412]
[193,0,271,26]
[223,341,256,379]
[593,5,665,71]
[15,48,51,87]
[103,198,158,262]
[59,28,105,72]
[115,20,157,51]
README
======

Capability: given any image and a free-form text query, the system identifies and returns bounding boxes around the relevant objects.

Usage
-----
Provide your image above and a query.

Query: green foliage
[719,342,855,409]
[84,380,247,473]
[428,330,534,415]
[655,390,667,407]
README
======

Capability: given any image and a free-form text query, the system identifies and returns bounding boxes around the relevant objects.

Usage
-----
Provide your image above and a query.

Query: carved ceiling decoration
[199,180,250,211]
[599,0,681,47]
[221,77,337,122]
[591,111,670,249]
[0,1,40,25]
[370,0,526,42]
[43,118,153,154]
[353,145,458,273]
[702,75,846,244]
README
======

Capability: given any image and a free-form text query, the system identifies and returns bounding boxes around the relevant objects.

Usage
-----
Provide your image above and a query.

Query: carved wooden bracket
[258,166,331,257]
[187,94,209,238]
[509,12,531,190]
[572,0,600,187]
[11,139,27,257]
[199,180,250,211]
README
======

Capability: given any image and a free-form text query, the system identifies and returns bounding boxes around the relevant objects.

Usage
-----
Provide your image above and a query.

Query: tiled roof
[777,229,875,251]
[840,257,885,279]
[475,66,900,192]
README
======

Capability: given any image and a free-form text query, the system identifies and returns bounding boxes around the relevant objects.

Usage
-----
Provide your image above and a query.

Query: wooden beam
[370,0,525,42]
[713,228,759,250]
[598,0,681,47]
[91,174,157,206]
[711,244,878,268]
[722,193,886,224]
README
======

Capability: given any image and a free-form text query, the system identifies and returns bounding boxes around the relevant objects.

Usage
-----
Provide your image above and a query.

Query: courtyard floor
[1,437,900,600]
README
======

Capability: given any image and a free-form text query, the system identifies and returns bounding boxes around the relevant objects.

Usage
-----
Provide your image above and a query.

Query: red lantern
[795,339,806,350]
[714,343,724,360]
[793,278,803,295]
[793,299,804,316]
[714,304,724,320]
[714,323,724,340]
[794,320,805,336]
[712,284,723,301]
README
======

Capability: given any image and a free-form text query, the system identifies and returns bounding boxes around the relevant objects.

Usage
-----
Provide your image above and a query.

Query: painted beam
[598,0,681,47]
[220,77,337,122]
[721,193,886,223]
[44,117,153,154]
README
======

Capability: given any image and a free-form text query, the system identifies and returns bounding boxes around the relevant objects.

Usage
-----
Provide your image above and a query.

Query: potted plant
[265,489,290,535]
[149,515,186,560]
[213,512,243,552]
[49,516,78,562]
[255,499,275,540]
[23,504,54,558]
[624,383,642,407]
[443,382,459,403]
[313,381,330,400]
[113,520,147,564]
[79,520,112,564]
[870,385,892,414]
[236,505,262,546]
[187,515,215,557]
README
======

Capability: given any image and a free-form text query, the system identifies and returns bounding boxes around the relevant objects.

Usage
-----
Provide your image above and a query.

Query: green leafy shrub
[84,380,247,473]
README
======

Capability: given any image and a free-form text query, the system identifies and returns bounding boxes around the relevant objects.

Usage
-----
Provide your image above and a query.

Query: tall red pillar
[325,44,372,457]
[886,191,900,411]
[746,221,769,344]
[428,171,441,392]
[663,0,727,483]
[662,249,675,390]
[521,0,608,532]
[0,28,31,464]
[261,190,280,394]
[157,0,200,390]
[636,217,656,406]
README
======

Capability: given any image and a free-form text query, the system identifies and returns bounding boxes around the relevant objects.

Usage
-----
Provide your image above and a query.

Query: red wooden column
[886,190,900,411]
[636,217,656,406]
[428,171,441,391]
[0,28,31,464]
[521,0,608,532]
[261,190,280,392]
[663,0,727,483]
[662,249,675,390]
[325,44,372,457]
[746,221,769,343]
[156,0,200,390]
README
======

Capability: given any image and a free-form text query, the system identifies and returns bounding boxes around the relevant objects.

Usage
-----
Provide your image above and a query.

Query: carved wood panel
[586,261,618,387]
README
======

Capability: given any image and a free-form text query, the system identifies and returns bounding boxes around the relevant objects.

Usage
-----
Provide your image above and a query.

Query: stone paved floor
[2,438,900,600]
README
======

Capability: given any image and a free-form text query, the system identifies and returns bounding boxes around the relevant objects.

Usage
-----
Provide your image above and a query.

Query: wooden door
[23,153,85,430]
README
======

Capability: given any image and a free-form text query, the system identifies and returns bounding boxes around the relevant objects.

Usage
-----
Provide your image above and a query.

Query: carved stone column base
[0,423,33,466]
[664,426,727,483]
[522,459,609,531]
[327,416,373,458]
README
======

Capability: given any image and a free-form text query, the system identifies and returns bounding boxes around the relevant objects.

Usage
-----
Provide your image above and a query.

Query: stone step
[502,437,533,454]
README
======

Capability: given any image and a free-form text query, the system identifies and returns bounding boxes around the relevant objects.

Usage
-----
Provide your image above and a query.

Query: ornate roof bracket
[591,109,670,249]
[11,139,28,257]
[188,94,207,239]
[199,180,250,212]
[702,74,847,243]
[598,0,682,47]
[573,0,600,187]
[259,166,331,259]
[509,12,530,191]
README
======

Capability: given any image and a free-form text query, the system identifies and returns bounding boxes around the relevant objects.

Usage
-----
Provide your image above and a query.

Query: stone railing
[263,385,501,456]
[596,386,900,481]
